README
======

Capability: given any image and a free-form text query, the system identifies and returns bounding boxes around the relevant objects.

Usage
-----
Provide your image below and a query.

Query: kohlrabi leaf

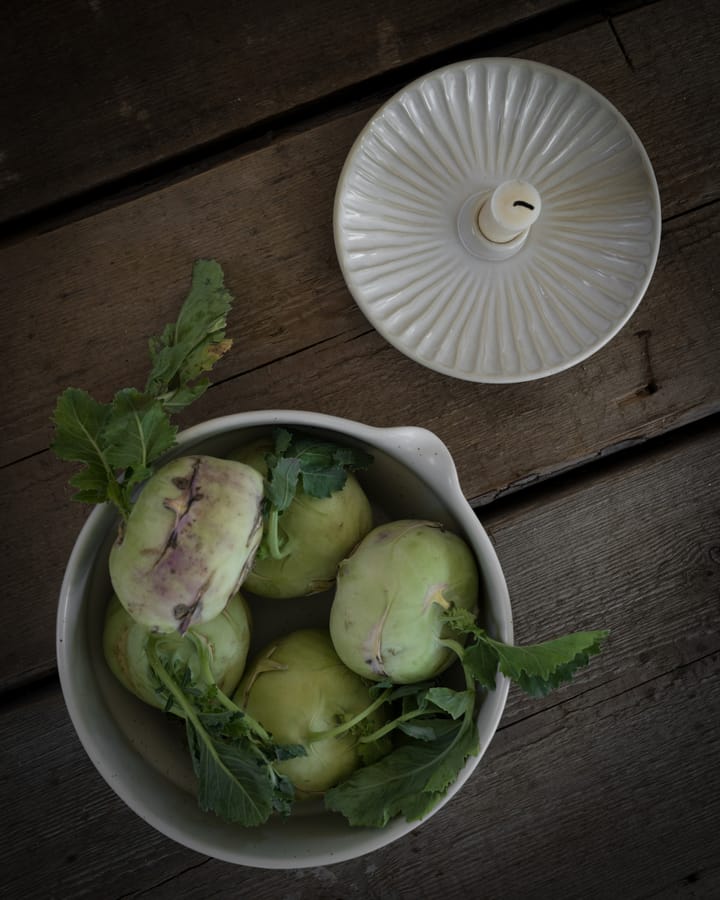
[300,464,347,498]
[51,259,235,518]
[369,678,395,697]
[273,744,308,762]
[186,719,278,826]
[265,457,302,513]
[269,430,373,500]
[158,381,210,416]
[147,637,300,826]
[461,640,501,690]
[103,388,177,487]
[333,445,373,469]
[51,388,129,513]
[145,258,234,409]
[445,606,609,697]
[329,582,608,829]
[272,427,293,454]
[396,717,461,742]
[489,631,610,697]
[260,427,374,560]
[388,789,448,823]
[325,716,478,828]
[424,687,475,720]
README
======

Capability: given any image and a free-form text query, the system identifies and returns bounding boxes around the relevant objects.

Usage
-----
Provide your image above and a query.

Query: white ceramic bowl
[57,410,512,868]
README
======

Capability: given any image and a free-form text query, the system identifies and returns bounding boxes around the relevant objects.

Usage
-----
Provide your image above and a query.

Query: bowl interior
[58,417,510,868]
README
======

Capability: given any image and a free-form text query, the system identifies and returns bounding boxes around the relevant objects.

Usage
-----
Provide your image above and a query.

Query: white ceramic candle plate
[334,58,661,382]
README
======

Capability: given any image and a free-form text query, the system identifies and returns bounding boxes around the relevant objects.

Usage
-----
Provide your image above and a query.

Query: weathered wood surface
[4,0,719,466]
[0,0,592,225]
[3,0,720,894]
[3,420,719,899]
[2,0,719,691]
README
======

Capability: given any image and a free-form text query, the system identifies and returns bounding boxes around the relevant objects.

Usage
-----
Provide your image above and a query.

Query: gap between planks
[0,0,659,247]
[472,405,720,509]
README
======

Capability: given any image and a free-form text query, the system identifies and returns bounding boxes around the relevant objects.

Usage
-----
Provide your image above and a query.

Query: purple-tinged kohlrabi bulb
[109,455,264,633]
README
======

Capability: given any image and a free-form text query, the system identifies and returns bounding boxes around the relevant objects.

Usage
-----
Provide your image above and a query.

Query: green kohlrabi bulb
[103,590,252,715]
[109,455,264,633]
[329,520,479,684]
[234,629,388,797]
[228,440,373,599]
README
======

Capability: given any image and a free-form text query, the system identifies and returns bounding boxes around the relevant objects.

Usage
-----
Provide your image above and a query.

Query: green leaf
[267,432,373,500]
[388,789,447,823]
[265,457,302,513]
[369,678,395,697]
[387,681,435,702]
[273,744,307,762]
[300,464,347,498]
[423,716,479,794]
[444,605,482,636]
[147,637,298,827]
[325,716,478,828]
[51,388,111,467]
[332,445,374,470]
[187,722,276,826]
[52,260,236,517]
[445,606,609,697]
[51,388,122,509]
[260,428,374,559]
[287,436,372,482]
[272,428,293,455]
[102,388,178,486]
[424,687,475,720]
[461,640,500,691]
[287,437,340,471]
[490,630,610,697]
[396,718,461,742]
[159,380,210,416]
[145,258,234,406]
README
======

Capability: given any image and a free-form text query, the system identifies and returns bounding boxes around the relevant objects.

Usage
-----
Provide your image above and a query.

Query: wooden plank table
[2,0,719,896]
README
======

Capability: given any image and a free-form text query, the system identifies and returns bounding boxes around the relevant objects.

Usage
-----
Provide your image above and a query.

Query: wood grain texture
[2,5,720,691]
[2,0,718,466]
[483,417,720,727]
[2,3,718,468]
[2,422,719,898]
[611,0,720,219]
[0,0,576,223]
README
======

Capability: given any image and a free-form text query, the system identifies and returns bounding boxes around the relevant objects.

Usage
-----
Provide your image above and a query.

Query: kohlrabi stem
[358,707,436,744]
[266,507,291,560]
[107,477,132,522]
[147,640,285,799]
[151,635,273,744]
[147,640,210,733]
[223,692,273,744]
[306,687,393,743]
[440,637,476,692]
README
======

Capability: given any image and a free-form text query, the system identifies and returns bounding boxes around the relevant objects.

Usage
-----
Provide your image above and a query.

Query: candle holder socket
[457,191,530,261]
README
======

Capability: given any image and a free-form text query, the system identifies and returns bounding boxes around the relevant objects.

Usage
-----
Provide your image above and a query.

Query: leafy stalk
[259,428,373,559]
[358,706,448,745]
[325,703,478,828]
[51,259,235,518]
[445,606,610,698]
[306,687,393,743]
[325,611,609,827]
[146,635,305,825]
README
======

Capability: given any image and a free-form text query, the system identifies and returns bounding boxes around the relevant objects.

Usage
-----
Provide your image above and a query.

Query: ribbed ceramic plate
[334,58,661,382]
